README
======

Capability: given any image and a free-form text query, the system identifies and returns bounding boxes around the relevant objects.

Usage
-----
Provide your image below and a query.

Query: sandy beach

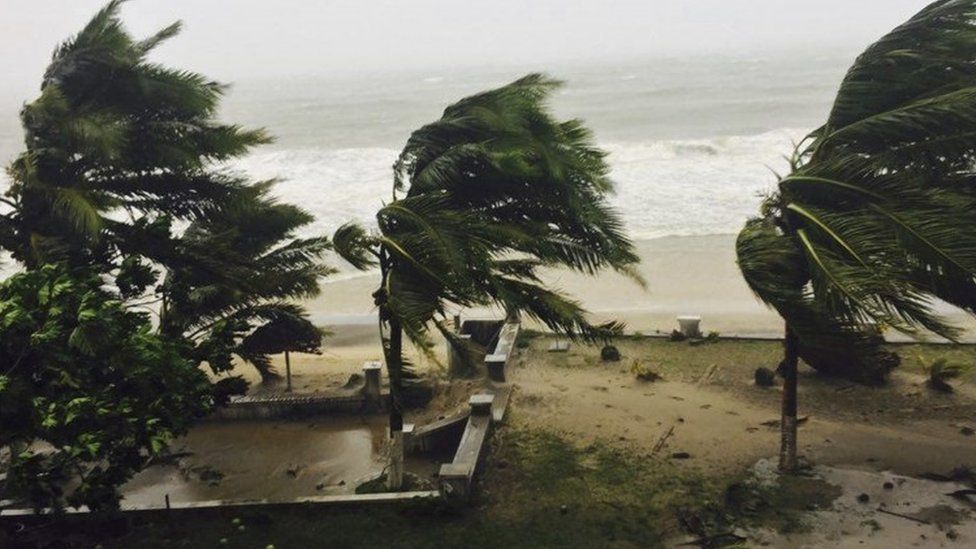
[233,233,976,394]
[308,235,780,335]
[307,234,976,343]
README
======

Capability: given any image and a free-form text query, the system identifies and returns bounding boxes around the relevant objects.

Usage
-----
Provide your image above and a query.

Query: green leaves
[737,0,976,381]
[337,74,640,409]
[0,265,213,512]
[2,0,272,271]
[375,73,639,348]
[332,222,379,270]
[160,179,332,380]
[0,2,334,387]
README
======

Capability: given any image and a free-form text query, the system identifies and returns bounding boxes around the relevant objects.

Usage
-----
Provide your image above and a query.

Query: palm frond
[737,0,976,381]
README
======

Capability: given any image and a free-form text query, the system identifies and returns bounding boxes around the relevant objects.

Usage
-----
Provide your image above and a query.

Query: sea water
[0,50,854,277]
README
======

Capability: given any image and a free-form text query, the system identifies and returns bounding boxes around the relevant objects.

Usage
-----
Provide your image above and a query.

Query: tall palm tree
[0,0,267,269]
[737,0,976,473]
[0,1,332,383]
[335,74,641,488]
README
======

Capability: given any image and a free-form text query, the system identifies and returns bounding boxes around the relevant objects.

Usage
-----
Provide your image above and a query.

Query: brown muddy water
[122,416,434,507]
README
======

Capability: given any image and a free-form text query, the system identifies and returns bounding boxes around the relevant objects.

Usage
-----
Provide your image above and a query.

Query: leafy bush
[0,266,213,511]
[921,357,972,393]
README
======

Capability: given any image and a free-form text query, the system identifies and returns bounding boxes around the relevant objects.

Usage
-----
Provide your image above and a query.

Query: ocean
[218,52,849,242]
[0,50,853,274]
[5,50,976,338]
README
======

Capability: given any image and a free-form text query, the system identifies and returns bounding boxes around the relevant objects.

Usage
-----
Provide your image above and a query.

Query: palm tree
[335,74,641,488]
[160,181,332,383]
[1,1,267,268]
[737,0,976,473]
[0,1,332,383]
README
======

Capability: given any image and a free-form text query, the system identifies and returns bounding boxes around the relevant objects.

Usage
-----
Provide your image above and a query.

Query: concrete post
[469,393,494,415]
[677,315,702,338]
[438,463,469,501]
[402,423,416,454]
[485,353,507,382]
[363,361,382,410]
[447,334,473,376]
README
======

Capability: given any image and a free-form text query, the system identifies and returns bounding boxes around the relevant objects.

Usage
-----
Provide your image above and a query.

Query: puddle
[123,416,430,507]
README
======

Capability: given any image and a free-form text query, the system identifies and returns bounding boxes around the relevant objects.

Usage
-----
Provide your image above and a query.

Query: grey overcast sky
[0,0,932,93]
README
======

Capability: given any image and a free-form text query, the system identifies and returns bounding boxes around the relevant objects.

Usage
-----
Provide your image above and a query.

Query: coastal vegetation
[0,266,212,512]
[736,0,976,472]
[1,0,975,546]
[333,74,641,487]
[0,1,330,509]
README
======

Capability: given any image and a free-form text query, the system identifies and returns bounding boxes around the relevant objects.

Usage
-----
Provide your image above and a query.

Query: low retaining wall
[404,411,470,455]
[438,394,496,502]
[485,320,520,382]
[211,362,386,420]
[0,491,440,518]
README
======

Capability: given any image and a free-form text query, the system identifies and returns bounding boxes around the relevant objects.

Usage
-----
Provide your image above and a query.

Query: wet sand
[238,233,976,393]
[739,461,976,548]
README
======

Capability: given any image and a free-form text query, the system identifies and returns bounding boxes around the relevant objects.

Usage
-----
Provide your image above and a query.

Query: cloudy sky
[0,0,931,98]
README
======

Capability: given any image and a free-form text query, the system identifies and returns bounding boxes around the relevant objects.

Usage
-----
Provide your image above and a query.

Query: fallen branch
[760,416,809,428]
[677,532,747,547]
[652,425,676,454]
[697,363,719,385]
[876,507,931,525]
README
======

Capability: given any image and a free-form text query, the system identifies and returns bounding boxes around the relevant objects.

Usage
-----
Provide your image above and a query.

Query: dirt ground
[505,334,976,547]
[507,334,976,476]
[237,328,975,478]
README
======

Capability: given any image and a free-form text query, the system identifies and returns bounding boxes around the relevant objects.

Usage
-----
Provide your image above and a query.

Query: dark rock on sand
[755,367,777,387]
[601,345,621,362]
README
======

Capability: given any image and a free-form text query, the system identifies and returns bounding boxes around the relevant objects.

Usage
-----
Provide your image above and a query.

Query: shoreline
[309,233,976,342]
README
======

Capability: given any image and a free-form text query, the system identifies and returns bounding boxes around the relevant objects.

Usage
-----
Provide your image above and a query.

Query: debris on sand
[547,340,571,353]
[342,373,363,389]
[760,416,808,428]
[730,460,976,547]
[631,360,662,382]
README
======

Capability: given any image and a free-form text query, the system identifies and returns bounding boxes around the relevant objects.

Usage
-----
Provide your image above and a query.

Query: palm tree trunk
[779,323,800,473]
[385,313,405,490]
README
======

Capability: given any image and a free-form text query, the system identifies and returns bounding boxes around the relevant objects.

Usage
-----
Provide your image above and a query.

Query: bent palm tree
[737,0,976,472]
[0,0,268,268]
[0,1,332,383]
[160,182,333,382]
[335,74,641,487]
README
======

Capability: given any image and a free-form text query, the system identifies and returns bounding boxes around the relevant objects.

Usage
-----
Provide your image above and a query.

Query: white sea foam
[0,128,802,280]
[232,128,802,242]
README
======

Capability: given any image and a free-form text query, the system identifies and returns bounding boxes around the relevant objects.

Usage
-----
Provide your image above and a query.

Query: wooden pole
[285,351,292,393]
